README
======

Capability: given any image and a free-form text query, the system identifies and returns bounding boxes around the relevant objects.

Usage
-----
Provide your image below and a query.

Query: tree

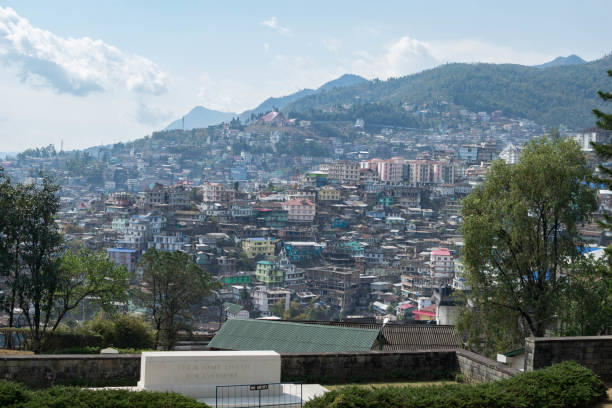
[54,249,130,327]
[0,173,127,353]
[0,170,27,347]
[590,70,612,254]
[135,249,215,350]
[17,176,64,354]
[458,137,597,355]
[557,257,612,336]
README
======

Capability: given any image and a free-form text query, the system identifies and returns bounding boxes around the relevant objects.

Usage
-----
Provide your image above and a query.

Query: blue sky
[1,0,611,152]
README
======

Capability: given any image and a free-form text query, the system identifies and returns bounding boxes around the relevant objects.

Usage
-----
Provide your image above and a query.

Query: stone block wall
[525,336,612,381]
[456,349,519,382]
[280,350,458,384]
[0,354,140,388]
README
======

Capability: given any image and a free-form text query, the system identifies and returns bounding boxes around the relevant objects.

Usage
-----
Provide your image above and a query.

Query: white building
[252,286,291,315]
[430,248,454,285]
[499,142,521,164]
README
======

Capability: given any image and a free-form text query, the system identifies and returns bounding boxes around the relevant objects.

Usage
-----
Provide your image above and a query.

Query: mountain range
[282,54,611,129]
[165,54,612,131]
[165,74,368,130]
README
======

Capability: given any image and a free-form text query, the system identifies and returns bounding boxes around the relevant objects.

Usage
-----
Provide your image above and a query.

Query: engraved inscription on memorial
[176,362,251,381]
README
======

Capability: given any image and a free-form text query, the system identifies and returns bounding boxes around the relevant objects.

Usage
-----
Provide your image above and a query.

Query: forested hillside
[284,55,612,129]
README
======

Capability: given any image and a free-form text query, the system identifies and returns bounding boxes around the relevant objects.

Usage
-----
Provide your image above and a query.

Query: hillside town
[3,112,610,329]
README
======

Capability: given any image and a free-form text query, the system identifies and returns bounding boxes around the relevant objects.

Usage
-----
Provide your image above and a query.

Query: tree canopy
[458,137,597,354]
[134,249,215,350]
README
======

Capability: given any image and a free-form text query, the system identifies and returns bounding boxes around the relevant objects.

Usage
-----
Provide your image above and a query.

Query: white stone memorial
[137,350,281,399]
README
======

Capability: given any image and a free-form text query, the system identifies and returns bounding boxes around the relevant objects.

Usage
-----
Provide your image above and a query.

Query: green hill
[284,55,612,129]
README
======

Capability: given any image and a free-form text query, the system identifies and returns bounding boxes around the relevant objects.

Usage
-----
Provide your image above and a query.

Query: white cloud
[134,101,173,125]
[0,6,167,96]
[263,42,270,53]
[350,35,554,80]
[260,17,292,36]
[351,36,438,79]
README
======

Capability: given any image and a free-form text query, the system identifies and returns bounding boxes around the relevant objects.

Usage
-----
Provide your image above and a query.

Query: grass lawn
[323,380,457,392]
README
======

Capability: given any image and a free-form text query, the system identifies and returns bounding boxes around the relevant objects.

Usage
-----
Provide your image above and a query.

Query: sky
[0,0,611,152]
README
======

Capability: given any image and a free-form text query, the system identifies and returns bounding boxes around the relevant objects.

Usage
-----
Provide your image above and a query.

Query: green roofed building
[208,319,387,353]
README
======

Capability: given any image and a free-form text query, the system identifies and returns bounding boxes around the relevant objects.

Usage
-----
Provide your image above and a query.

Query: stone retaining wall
[0,344,563,388]
[280,350,459,384]
[0,354,140,388]
[456,349,519,382]
[525,336,612,381]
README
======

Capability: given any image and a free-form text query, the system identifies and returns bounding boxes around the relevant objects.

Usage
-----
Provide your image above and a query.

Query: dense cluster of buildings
[3,107,610,327]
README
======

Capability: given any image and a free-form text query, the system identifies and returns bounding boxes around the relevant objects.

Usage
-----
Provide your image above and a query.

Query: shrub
[0,380,33,406]
[306,361,607,408]
[0,384,208,408]
[81,312,154,350]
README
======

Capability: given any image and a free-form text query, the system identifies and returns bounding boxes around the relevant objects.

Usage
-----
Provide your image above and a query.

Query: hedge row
[0,381,209,408]
[306,361,607,408]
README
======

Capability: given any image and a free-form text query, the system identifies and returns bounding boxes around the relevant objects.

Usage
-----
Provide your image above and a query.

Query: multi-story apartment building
[137,183,189,210]
[201,182,235,204]
[305,265,360,310]
[149,232,190,252]
[318,186,340,201]
[329,160,360,183]
[252,286,291,314]
[119,214,152,250]
[499,142,522,164]
[361,158,405,182]
[106,248,139,273]
[430,248,454,285]
[255,260,283,286]
[282,198,315,222]
[242,237,276,258]
[574,127,612,152]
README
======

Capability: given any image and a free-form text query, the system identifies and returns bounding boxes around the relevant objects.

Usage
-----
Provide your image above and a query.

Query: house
[282,198,315,222]
[283,241,325,264]
[251,286,291,314]
[413,303,437,321]
[241,237,275,258]
[106,248,139,273]
[255,260,283,286]
[318,186,340,201]
[222,302,250,320]
[208,319,387,352]
[430,248,454,285]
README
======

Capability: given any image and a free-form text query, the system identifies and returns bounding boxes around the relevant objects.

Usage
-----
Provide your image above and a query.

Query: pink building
[282,198,316,222]
[360,157,405,182]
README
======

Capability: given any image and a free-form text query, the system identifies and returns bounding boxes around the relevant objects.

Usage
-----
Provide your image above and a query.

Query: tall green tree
[0,173,128,353]
[458,137,597,355]
[589,69,612,297]
[17,177,63,353]
[135,249,215,350]
[0,170,29,349]
[591,69,612,229]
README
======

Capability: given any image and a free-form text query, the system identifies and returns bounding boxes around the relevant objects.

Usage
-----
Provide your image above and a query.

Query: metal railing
[215,382,302,408]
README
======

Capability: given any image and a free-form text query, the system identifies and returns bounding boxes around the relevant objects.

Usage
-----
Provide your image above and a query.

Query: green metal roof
[208,319,383,353]
[222,302,245,315]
